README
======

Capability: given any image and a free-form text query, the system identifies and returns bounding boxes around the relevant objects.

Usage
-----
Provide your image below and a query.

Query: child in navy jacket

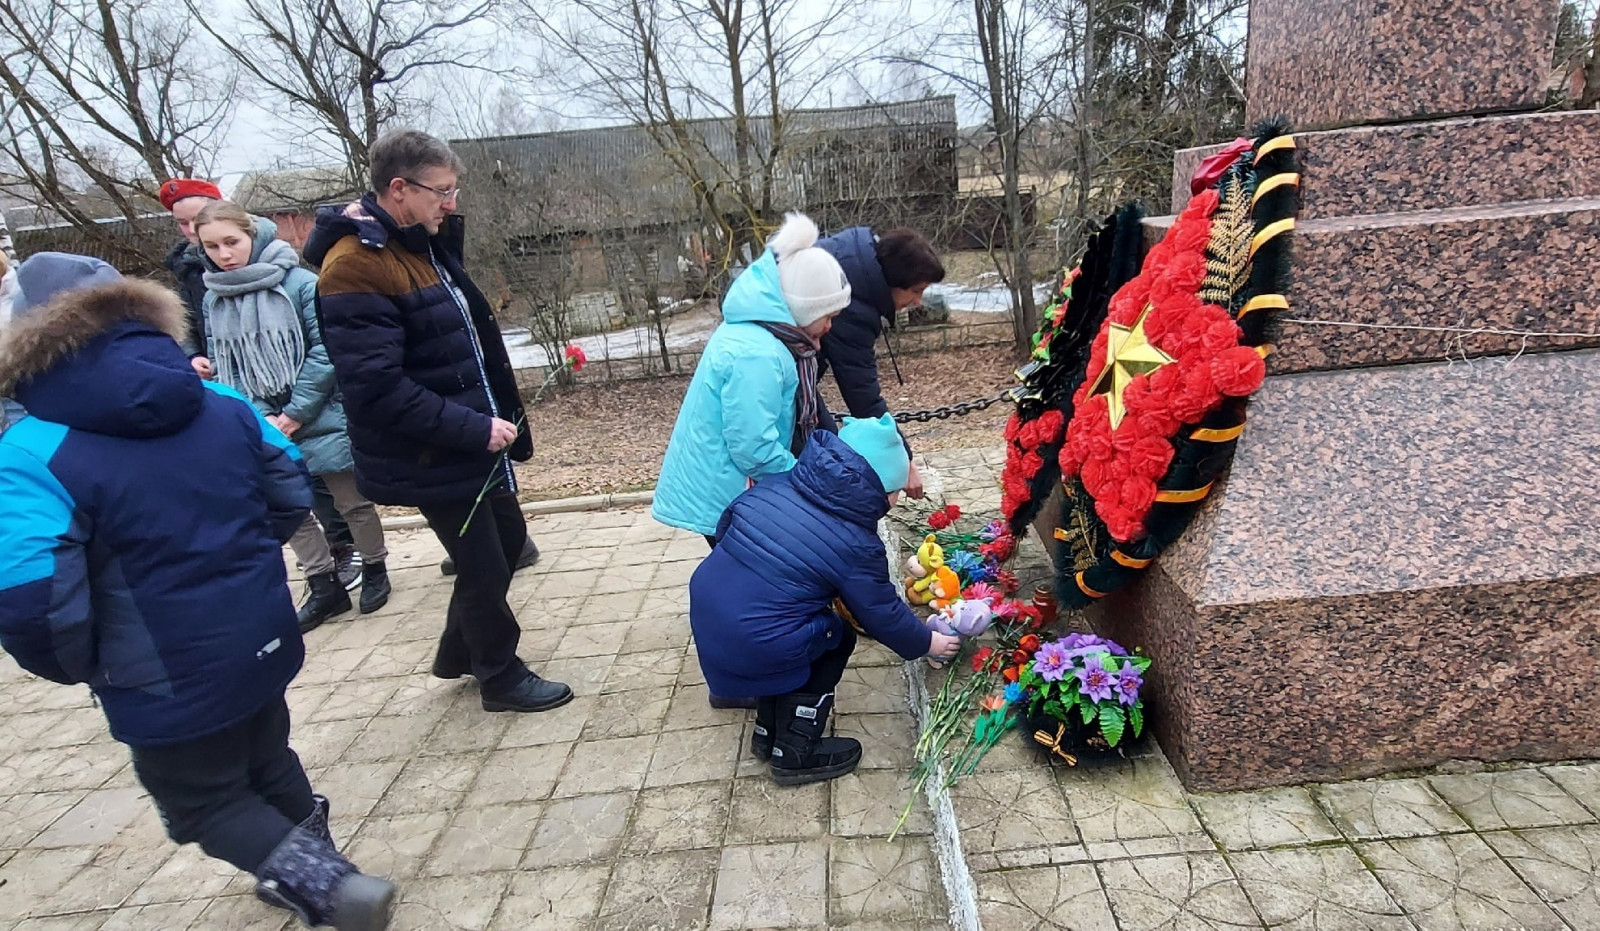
[690,415,960,785]
[0,254,394,930]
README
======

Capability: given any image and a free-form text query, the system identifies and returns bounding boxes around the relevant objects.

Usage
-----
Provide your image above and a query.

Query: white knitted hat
[767,213,851,327]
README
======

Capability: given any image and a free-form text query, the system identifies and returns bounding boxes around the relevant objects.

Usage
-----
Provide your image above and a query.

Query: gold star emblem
[1086,304,1175,429]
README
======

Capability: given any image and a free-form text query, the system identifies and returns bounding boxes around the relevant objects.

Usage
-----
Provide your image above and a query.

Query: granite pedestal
[1038,0,1600,790]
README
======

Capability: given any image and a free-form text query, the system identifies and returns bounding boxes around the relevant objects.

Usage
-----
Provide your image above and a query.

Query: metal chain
[828,388,1020,426]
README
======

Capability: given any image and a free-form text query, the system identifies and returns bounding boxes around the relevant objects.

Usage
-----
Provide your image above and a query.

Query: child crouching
[689,414,961,785]
[0,254,394,930]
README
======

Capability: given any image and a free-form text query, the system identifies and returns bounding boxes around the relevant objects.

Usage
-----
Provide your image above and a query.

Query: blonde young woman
[195,201,390,630]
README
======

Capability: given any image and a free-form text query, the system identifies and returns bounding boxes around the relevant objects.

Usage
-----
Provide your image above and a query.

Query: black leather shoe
[481,673,574,713]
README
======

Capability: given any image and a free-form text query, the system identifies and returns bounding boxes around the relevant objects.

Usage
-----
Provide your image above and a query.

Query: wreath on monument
[1053,121,1301,606]
[999,204,1147,535]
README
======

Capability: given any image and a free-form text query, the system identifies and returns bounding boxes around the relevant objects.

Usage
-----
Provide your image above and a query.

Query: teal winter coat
[202,218,353,476]
[653,251,800,537]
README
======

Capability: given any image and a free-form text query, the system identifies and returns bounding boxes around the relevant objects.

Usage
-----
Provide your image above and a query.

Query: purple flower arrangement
[1012,631,1151,748]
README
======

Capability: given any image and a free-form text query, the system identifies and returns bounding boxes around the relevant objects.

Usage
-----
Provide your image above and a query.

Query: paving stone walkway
[0,447,1595,930]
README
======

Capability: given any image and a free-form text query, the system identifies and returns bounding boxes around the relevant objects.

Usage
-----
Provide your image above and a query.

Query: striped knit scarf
[755,321,820,455]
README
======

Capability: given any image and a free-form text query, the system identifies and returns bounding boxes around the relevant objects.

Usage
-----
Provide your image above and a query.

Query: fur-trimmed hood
[0,279,202,438]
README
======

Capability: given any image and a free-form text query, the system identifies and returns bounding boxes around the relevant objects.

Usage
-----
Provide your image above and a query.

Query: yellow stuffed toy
[904,535,947,604]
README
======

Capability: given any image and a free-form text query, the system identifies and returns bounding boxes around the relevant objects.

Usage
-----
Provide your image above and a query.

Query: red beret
[159,178,222,211]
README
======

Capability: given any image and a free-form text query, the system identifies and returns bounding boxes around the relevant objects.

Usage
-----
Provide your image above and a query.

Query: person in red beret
[159,178,222,377]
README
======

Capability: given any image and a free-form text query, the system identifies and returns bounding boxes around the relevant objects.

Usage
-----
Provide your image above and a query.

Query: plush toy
[926,567,963,611]
[904,535,948,603]
[904,534,944,579]
[930,599,995,638]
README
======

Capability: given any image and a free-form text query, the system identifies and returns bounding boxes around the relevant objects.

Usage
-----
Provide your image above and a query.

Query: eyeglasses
[402,178,460,200]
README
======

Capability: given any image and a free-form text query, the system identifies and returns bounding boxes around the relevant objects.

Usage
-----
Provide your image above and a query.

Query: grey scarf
[203,238,305,400]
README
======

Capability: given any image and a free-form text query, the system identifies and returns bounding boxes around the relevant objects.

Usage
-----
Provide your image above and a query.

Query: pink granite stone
[1171,111,1600,219]
[1246,0,1560,130]
[1144,198,1600,374]
[1082,349,1600,790]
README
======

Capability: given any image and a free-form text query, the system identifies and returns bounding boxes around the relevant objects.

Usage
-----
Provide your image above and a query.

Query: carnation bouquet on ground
[1014,633,1150,762]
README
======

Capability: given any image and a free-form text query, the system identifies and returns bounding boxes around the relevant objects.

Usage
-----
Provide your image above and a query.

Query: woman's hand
[190,356,214,379]
[904,461,925,499]
[487,417,518,452]
[268,413,302,437]
[927,631,960,661]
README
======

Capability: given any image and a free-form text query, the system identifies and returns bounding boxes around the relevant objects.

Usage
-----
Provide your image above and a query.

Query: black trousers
[310,475,354,551]
[131,696,315,874]
[799,624,857,695]
[417,490,530,693]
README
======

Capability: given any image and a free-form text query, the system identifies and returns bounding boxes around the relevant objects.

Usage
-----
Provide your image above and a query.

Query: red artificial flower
[1002,665,1021,683]
[1212,345,1267,397]
[981,534,1016,562]
[1035,409,1065,442]
[564,344,588,372]
[928,510,952,530]
[1017,604,1044,628]
[1010,649,1030,665]
[1126,436,1176,481]
[1004,412,1022,442]
[995,569,1020,593]
[1018,633,1042,654]
[1121,477,1159,513]
[943,504,962,521]
[1019,452,1044,480]
[971,646,995,672]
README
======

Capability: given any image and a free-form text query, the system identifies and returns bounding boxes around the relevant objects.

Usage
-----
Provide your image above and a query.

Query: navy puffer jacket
[0,277,310,746]
[303,196,531,506]
[688,431,931,697]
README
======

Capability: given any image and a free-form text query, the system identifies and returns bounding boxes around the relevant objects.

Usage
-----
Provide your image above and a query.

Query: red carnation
[982,535,1016,562]
[972,647,996,672]
[1170,214,1213,255]
[1019,451,1044,480]
[1128,436,1176,480]
[928,510,952,530]
[1201,316,1243,354]
[564,344,588,372]
[1121,477,1159,513]
[1165,250,1209,292]
[1035,409,1065,442]
[1213,345,1267,396]
[1183,187,1221,219]
[944,504,962,521]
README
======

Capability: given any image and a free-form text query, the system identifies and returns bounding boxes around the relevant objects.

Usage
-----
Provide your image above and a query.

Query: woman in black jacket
[814,226,945,498]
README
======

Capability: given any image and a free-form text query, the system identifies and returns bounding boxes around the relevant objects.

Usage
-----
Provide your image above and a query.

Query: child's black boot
[255,824,395,930]
[768,692,861,786]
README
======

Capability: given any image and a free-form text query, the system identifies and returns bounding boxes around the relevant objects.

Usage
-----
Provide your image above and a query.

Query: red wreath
[1000,408,1066,520]
[1058,188,1267,543]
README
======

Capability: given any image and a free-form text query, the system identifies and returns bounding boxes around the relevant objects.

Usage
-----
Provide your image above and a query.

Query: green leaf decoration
[1044,699,1066,720]
[1129,704,1144,737]
[1080,700,1097,725]
[1099,704,1125,746]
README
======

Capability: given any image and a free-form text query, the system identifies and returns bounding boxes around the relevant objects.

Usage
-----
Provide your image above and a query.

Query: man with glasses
[304,130,571,714]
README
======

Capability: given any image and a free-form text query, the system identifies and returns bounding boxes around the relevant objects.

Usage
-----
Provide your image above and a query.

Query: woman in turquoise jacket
[196,202,390,631]
[653,212,855,542]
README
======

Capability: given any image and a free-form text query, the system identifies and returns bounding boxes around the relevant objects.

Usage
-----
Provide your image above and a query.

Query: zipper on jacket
[429,248,516,493]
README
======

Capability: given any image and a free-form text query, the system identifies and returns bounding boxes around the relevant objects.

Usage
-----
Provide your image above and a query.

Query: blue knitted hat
[839,414,910,494]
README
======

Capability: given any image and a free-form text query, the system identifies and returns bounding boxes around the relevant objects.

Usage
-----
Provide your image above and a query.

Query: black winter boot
[255,824,395,930]
[768,692,861,786]
[257,796,335,910]
[358,561,390,614]
[298,572,352,633]
[751,697,777,761]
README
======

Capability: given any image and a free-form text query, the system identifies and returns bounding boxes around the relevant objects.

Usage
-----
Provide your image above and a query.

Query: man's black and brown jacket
[303,195,530,506]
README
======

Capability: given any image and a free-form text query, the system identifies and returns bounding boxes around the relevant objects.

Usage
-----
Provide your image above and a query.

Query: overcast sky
[209,0,973,190]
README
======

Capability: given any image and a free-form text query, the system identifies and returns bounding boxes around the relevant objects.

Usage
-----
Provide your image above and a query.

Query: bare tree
[193,0,502,191]
[892,0,1245,346]
[520,0,868,287]
[0,0,232,266]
